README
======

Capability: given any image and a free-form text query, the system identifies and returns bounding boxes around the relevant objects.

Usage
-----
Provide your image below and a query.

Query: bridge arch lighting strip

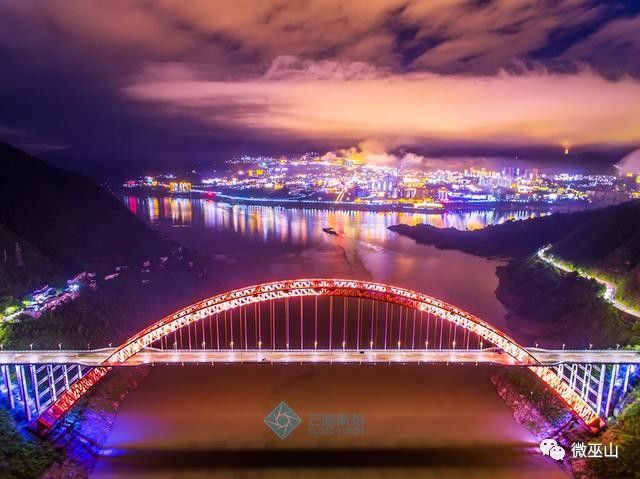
[35,279,603,432]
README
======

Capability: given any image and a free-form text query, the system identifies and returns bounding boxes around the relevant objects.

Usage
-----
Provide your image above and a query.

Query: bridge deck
[1,348,638,366]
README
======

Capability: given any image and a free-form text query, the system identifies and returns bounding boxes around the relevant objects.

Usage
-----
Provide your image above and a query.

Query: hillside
[387,210,595,258]
[550,202,640,305]
[494,257,637,347]
[0,142,168,296]
[0,224,61,297]
[389,200,640,334]
[389,200,640,261]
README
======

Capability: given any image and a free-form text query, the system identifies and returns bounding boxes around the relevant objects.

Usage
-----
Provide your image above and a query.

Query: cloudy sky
[1,0,640,176]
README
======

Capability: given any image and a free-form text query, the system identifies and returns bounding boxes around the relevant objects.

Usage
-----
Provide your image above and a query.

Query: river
[90,197,566,478]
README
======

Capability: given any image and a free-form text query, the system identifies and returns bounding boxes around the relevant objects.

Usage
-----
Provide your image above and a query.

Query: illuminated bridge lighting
[1,279,637,434]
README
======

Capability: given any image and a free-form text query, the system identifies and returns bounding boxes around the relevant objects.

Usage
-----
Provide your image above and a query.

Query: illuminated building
[121,153,631,208]
[169,181,192,193]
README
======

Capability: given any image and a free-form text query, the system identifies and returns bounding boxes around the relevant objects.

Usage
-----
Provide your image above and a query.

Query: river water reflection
[90,197,566,478]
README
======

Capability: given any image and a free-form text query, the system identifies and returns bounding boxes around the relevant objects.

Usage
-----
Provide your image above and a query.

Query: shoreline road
[537,246,640,320]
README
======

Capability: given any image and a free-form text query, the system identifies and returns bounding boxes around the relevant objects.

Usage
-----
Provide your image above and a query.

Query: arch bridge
[0,279,638,434]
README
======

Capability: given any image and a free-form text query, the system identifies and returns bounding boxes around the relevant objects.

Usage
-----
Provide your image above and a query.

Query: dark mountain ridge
[0,142,168,295]
[389,200,640,261]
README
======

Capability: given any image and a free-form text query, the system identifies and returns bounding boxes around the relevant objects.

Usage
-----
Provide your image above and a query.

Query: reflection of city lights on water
[148,197,160,222]
[127,196,137,215]
[123,196,546,247]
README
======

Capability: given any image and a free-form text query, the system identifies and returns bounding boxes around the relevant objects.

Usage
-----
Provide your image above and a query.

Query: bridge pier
[63,365,70,390]
[605,364,619,418]
[623,365,631,393]
[29,365,41,415]
[551,361,639,426]
[47,366,57,402]
[1,365,15,409]
[15,365,31,421]
[596,365,606,415]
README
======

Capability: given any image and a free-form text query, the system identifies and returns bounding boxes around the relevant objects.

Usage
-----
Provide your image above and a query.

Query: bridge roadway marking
[1,348,639,367]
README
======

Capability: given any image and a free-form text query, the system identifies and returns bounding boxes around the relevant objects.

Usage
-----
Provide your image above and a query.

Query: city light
[122,152,639,211]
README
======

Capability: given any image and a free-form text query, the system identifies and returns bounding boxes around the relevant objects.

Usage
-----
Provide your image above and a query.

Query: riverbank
[42,367,150,479]
[492,366,640,478]
[388,200,640,259]
[0,409,62,478]
[538,246,640,319]
[0,249,216,350]
[491,369,596,478]
[495,256,636,348]
[1,251,220,477]
[548,200,640,309]
[387,212,594,258]
[492,255,640,478]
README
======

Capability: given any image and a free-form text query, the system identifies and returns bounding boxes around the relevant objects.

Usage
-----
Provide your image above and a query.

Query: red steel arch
[35,279,603,432]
